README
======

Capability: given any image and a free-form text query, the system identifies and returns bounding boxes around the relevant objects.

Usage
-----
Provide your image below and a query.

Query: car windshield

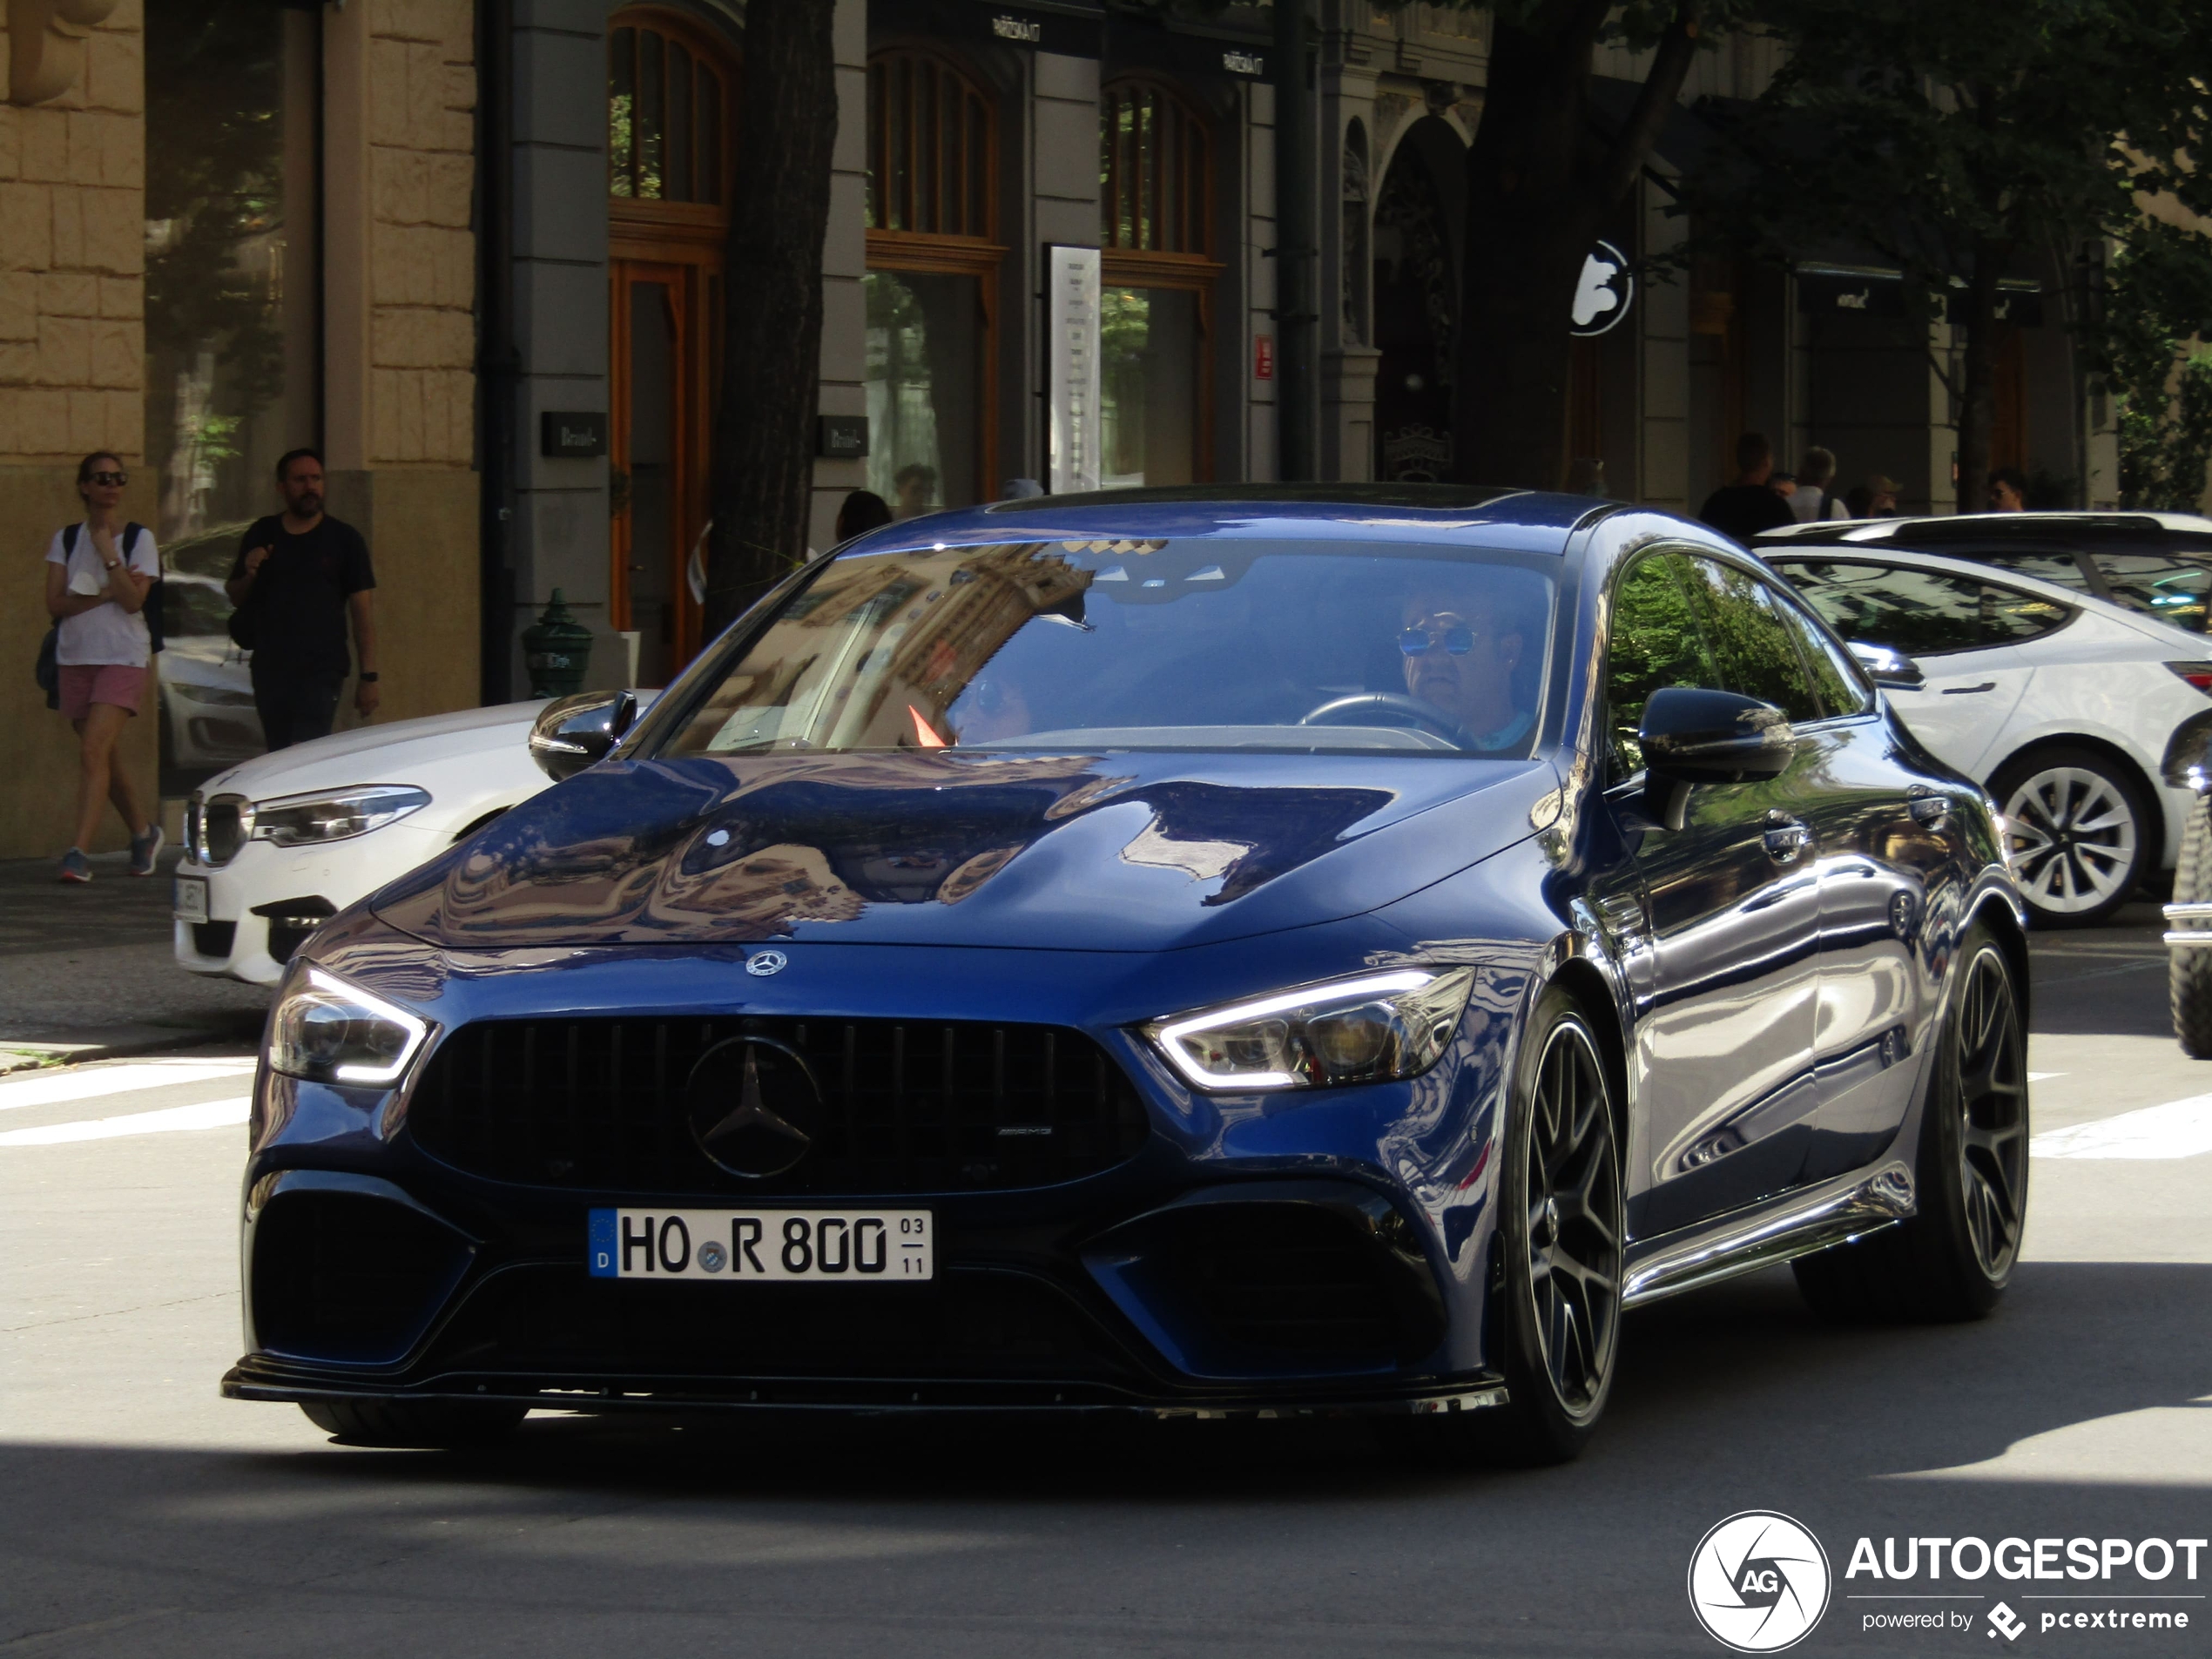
[658,538,1557,758]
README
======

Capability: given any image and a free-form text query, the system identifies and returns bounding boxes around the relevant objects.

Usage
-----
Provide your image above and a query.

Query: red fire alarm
[1254,334,1275,381]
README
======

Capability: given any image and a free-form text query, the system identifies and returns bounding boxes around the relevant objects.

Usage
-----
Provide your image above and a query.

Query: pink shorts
[57,663,146,720]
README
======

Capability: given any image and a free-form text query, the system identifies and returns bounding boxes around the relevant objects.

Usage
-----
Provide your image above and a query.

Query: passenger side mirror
[1847,641,1925,690]
[1638,687,1796,831]
[529,689,638,781]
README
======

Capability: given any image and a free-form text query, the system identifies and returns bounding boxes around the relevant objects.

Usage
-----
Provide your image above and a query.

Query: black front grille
[408,1017,1152,1195]
[192,921,235,959]
[253,1192,470,1363]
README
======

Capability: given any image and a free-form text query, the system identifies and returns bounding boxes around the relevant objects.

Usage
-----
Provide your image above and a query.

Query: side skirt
[1621,1160,1917,1308]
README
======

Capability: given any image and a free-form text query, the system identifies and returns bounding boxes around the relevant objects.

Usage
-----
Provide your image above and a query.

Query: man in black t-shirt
[226,448,381,750]
[1698,433,1798,543]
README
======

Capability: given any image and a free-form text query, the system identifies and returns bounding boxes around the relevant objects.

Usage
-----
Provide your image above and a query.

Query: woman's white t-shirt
[44,522,159,667]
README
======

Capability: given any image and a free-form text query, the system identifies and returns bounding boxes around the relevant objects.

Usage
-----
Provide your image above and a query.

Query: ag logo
[1688,1511,1831,1653]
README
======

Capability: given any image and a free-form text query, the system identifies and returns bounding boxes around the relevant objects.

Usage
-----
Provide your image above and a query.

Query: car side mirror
[1638,687,1795,831]
[529,689,637,782]
[2162,708,2212,792]
[1847,640,1925,689]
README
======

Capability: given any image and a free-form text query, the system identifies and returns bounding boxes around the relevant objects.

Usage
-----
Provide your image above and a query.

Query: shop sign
[1569,239,1634,338]
[817,415,868,460]
[1254,334,1275,381]
[1046,245,1102,495]
[540,411,606,458]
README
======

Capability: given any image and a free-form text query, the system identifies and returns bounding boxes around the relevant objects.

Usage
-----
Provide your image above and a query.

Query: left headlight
[250,785,430,846]
[269,966,434,1086]
[1145,968,1475,1092]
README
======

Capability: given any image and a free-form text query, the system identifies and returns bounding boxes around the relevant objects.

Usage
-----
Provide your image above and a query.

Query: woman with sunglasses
[43,452,161,884]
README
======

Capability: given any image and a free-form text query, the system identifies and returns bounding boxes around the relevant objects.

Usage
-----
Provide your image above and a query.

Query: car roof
[836,484,1618,556]
[1760,540,2199,646]
[1755,509,2212,550]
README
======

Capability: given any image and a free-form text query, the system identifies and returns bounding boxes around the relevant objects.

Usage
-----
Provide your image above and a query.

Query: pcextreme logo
[1689,1511,1833,1653]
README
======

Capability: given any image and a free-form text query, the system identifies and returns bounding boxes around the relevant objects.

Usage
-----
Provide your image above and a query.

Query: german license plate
[588,1208,933,1281]
[172,875,209,923]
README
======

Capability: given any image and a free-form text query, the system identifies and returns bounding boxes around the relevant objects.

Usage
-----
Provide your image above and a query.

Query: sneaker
[58,848,91,884]
[130,824,164,876]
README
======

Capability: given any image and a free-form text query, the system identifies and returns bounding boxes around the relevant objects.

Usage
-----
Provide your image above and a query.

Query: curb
[0,1015,265,1075]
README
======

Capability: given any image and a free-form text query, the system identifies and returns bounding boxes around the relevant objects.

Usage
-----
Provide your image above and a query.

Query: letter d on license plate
[588,1208,933,1281]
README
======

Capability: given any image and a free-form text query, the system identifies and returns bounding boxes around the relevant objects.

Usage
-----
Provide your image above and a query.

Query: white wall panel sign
[1047,245,1103,495]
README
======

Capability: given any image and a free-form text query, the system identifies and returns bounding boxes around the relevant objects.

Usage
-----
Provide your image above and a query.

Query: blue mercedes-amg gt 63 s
[226,486,2030,1463]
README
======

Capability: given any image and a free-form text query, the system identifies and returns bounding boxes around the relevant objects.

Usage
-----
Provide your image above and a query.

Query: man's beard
[290,491,323,516]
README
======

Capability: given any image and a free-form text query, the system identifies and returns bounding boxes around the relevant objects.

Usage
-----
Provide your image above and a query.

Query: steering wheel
[1296,692,1478,749]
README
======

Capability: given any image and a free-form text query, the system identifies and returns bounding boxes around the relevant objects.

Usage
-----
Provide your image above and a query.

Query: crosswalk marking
[2031,1093,2212,1161]
[0,1096,250,1147]
[0,1058,256,1114]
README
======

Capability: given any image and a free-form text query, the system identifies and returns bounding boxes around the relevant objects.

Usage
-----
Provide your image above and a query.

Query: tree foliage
[1680,0,2212,509]
[2100,219,2212,510]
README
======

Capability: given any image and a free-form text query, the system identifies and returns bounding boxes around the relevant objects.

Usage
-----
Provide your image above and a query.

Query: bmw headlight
[250,785,429,846]
[179,684,259,708]
[1145,968,1475,1091]
[269,966,433,1086]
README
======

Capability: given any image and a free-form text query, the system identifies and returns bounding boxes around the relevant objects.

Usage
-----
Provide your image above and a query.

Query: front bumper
[228,927,1525,1417]
[172,826,456,984]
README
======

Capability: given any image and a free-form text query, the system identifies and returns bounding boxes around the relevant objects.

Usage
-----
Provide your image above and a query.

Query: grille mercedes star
[407,1017,1152,1195]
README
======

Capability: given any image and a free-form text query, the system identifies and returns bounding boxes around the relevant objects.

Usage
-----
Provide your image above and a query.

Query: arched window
[1097,77,1220,489]
[864,47,1001,516]
[605,10,738,685]
[608,17,731,206]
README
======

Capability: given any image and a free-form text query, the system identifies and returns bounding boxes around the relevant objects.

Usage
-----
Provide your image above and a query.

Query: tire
[1794,922,2029,1322]
[1992,746,2154,927]
[1419,985,1624,1467]
[300,1398,526,1448]
[2169,793,2212,1058]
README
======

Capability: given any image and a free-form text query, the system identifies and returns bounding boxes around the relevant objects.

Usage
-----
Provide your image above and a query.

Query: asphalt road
[3,902,2206,1657]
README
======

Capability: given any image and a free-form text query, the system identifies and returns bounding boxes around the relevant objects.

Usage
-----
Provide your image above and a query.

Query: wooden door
[610,259,707,685]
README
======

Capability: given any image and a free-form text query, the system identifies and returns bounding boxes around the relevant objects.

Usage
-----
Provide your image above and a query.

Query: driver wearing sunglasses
[1399,583,1530,750]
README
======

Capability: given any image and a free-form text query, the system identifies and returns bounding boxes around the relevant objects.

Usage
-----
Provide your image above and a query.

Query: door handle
[1939,682,1997,694]
[1763,813,1812,863]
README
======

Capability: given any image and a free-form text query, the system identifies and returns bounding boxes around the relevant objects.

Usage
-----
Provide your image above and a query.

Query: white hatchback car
[174,700,556,984]
[1764,545,2212,925]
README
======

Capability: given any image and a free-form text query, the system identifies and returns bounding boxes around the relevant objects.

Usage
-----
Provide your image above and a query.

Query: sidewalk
[0,847,269,1070]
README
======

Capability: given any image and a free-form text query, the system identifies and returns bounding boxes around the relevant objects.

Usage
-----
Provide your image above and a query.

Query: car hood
[201,700,546,801]
[370,747,1560,954]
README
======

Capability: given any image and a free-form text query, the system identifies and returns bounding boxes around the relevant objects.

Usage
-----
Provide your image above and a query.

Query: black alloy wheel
[1426,984,1623,1467]
[1522,1015,1623,1417]
[1796,921,2028,1322]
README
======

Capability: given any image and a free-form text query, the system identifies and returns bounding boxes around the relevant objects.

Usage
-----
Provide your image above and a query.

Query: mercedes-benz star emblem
[745,949,788,977]
[685,1035,819,1177]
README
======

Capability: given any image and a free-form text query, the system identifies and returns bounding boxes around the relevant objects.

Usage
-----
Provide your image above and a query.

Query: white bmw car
[175,700,558,984]
[1764,544,2212,925]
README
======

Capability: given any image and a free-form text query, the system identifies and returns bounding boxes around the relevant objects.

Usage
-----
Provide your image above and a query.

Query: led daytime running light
[1149,968,1465,1092]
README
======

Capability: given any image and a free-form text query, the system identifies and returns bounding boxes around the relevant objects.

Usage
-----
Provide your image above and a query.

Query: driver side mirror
[1638,687,1795,831]
[1847,641,1925,689]
[529,689,638,782]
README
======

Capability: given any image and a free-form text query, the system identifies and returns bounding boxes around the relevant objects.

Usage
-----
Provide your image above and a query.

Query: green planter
[521,589,594,698]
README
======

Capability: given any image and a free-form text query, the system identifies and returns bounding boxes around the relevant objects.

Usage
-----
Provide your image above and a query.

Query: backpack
[37,523,156,711]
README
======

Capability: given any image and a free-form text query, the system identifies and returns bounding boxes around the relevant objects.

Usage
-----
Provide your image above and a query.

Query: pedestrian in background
[1791,447,1844,521]
[1987,467,2028,511]
[835,489,893,542]
[1856,474,1901,517]
[226,448,379,750]
[43,451,161,884]
[1698,433,1797,541]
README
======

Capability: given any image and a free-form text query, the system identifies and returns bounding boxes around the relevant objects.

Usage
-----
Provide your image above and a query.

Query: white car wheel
[1996,752,2148,926]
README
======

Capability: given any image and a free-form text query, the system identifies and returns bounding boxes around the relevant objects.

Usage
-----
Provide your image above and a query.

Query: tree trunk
[706,0,839,638]
[1952,237,2010,516]
[1448,3,1700,492]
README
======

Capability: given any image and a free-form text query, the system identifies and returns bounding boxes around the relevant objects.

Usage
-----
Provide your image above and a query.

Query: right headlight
[249,784,430,846]
[1144,968,1475,1092]
[269,966,434,1086]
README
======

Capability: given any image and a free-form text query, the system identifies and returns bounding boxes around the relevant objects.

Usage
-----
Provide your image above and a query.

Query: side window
[1607,552,1719,777]
[1975,549,2094,592]
[2087,550,2211,634]
[1768,584,1872,717]
[1979,583,2072,644]
[1773,559,1984,656]
[1684,556,1823,724]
